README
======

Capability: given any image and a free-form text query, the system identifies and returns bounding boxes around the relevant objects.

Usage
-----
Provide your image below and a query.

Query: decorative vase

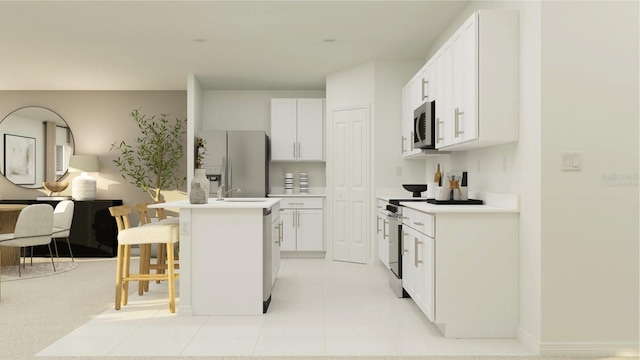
[189,183,206,204]
[191,169,210,204]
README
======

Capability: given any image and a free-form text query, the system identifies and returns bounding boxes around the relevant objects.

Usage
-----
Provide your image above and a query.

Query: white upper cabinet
[402,9,519,152]
[442,10,519,150]
[402,59,436,159]
[271,98,324,161]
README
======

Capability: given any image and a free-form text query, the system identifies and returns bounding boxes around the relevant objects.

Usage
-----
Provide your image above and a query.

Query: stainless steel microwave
[413,101,435,149]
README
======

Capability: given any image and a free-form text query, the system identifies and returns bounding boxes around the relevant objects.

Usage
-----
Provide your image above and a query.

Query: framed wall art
[4,133,36,185]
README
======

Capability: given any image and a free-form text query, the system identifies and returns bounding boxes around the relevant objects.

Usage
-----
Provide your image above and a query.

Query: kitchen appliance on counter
[198,130,270,198]
[385,197,430,297]
[413,100,435,149]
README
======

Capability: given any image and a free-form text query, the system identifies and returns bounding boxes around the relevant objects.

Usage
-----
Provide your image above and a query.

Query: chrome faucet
[216,185,241,200]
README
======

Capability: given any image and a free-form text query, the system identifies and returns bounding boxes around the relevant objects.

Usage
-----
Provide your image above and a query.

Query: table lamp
[69,155,99,200]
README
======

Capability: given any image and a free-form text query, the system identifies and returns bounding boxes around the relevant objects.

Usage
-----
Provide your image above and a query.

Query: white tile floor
[37,258,535,357]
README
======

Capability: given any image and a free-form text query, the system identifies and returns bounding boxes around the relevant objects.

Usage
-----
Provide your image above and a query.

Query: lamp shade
[69,155,99,173]
[69,155,99,200]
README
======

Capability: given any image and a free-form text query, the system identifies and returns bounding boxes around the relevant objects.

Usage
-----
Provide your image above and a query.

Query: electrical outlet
[180,221,189,235]
[561,152,582,171]
[396,166,402,176]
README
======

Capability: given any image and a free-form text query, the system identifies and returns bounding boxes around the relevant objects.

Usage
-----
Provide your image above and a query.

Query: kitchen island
[150,198,281,316]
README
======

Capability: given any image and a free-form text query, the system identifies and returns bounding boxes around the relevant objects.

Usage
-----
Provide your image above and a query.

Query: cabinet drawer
[280,198,323,209]
[403,208,434,237]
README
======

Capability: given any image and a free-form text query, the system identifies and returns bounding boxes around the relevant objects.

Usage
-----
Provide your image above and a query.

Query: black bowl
[403,184,428,198]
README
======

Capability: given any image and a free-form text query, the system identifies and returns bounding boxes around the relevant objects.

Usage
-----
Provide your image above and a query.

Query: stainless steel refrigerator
[198,130,270,198]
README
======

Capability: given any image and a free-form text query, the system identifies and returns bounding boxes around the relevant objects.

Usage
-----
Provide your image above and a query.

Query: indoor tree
[110,109,187,202]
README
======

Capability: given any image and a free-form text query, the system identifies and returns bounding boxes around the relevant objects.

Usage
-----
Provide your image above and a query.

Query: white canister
[435,186,449,201]
[426,182,437,199]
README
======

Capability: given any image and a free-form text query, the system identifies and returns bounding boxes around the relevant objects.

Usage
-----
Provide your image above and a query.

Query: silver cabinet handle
[383,219,388,239]
[278,221,283,245]
[413,222,424,226]
[436,117,444,142]
[410,131,414,151]
[297,142,301,159]
[455,107,465,138]
[414,237,424,267]
[287,202,304,206]
[293,142,296,158]
[401,136,407,154]
[422,78,429,101]
[376,216,382,233]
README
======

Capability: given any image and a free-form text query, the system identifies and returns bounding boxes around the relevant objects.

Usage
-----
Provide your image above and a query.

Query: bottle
[460,171,468,200]
[434,163,442,186]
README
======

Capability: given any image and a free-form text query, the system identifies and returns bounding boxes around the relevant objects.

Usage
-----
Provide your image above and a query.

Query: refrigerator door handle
[228,157,232,191]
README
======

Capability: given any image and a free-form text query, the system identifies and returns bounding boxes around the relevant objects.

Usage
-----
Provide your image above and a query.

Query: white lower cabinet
[271,211,282,286]
[279,197,324,252]
[402,206,518,338]
[376,199,390,268]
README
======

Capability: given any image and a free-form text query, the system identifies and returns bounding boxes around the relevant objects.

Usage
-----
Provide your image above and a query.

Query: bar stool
[109,204,180,313]
[133,202,179,294]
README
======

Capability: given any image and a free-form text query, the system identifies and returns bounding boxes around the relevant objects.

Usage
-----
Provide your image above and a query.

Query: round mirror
[0,106,75,189]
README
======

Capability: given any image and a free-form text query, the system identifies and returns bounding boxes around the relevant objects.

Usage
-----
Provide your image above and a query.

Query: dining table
[0,204,28,267]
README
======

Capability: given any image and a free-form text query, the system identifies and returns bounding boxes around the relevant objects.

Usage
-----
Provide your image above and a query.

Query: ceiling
[0,1,468,91]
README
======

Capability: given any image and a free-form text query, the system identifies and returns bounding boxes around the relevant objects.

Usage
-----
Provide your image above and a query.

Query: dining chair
[109,204,179,313]
[52,200,75,261]
[0,204,55,277]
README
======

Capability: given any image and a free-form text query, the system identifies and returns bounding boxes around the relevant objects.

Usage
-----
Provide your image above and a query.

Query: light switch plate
[561,152,582,171]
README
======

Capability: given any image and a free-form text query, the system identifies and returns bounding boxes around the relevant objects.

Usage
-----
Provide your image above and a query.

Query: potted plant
[110,109,187,202]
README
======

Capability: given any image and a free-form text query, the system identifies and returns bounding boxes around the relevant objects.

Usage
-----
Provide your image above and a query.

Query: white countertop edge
[377,191,520,213]
[269,193,326,198]
[149,198,281,209]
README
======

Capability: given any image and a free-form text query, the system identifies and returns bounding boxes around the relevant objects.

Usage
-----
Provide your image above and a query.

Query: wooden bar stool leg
[156,243,166,284]
[115,244,125,310]
[122,244,131,306]
[138,244,151,295]
[166,242,176,313]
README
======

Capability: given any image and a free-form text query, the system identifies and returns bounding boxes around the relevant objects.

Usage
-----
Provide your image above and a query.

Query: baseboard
[540,341,639,356]
[518,327,541,354]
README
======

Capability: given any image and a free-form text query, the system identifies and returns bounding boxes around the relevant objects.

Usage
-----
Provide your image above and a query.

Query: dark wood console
[0,199,122,258]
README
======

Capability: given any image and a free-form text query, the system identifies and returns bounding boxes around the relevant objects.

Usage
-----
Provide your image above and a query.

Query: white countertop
[401,201,519,214]
[378,192,520,214]
[149,198,281,209]
[269,193,326,198]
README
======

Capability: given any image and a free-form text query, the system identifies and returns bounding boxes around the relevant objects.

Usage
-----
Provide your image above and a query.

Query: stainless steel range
[385,198,430,297]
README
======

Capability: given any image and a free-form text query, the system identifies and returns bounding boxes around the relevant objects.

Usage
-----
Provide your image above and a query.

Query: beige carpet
[0,259,78,281]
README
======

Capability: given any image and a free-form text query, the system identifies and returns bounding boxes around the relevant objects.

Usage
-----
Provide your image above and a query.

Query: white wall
[0,91,187,216]
[373,60,426,194]
[540,0,638,352]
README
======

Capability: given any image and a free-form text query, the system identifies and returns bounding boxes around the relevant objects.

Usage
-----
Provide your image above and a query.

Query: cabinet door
[296,209,323,251]
[271,218,281,286]
[417,234,435,322]
[402,226,417,298]
[422,59,435,103]
[296,99,324,161]
[451,13,478,144]
[377,214,389,268]
[279,209,296,251]
[402,77,422,157]
[434,41,453,148]
[271,99,298,161]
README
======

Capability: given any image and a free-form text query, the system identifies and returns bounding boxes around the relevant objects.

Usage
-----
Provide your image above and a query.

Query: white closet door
[331,107,369,264]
